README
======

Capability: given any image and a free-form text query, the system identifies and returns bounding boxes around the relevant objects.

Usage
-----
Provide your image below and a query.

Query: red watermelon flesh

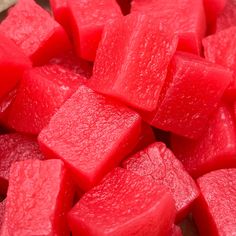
[0,133,44,195]
[203,27,236,101]
[122,142,199,222]
[193,169,236,236]
[171,105,236,178]
[6,58,88,135]
[89,14,178,112]
[50,0,71,35]
[216,0,236,32]
[67,0,122,61]
[0,199,6,229]
[0,0,71,65]
[141,52,232,139]
[131,0,206,54]
[0,33,31,101]
[0,159,74,236]
[38,85,141,191]
[203,0,227,32]
[68,167,176,236]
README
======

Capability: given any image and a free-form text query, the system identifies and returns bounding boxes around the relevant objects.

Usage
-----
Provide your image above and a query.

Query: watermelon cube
[67,0,122,61]
[0,133,44,195]
[89,14,178,112]
[193,169,236,236]
[203,26,236,75]
[38,85,141,191]
[216,0,236,32]
[68,167,176,236]
[141,52,232,139]
[203,0,226,32]
[0,0,71,65]
[122,142,199,221]
[6,55,89,135]
[1,159,74,236]
[0,33,31,102]
[171,105,236,178]
[131,0,206,54]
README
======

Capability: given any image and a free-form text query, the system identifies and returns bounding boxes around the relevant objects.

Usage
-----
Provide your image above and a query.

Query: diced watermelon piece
[67,0,122,61]
[169,225,183,236]
[0,88,17,126]
[38,85,141,191]
[1,159,74,236]
[50,0,71,34]
[203,26,236,75]
[0,33,31,101]
[216,0,236,32]
[68,167,176,236]
[6,58,88,135]
[192,169,236,236]
[48,51,93,79]
[0,199,6,229]
[0,133,44,195]
[89,14,178,112]
[131,0,206,54]
[171,105,236,178]
[141,52,232,139]
[203,0,226,32]
[122,142,199,221]
[131,123,155,154]
[0,0,71,65]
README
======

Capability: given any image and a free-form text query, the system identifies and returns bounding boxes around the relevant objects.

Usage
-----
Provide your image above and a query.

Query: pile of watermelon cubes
[1,0,236,235]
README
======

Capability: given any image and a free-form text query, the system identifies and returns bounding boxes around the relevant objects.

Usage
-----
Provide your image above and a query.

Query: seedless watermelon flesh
[1,159,74,236]
[68,167,176,236]
[0,133,44,195]
[171,105,236,178]
[0,33,31,101]
[193,169,236,236]
[89,13,178,112]
[216,0,236,32]
[141,52,232,139]
[123,142,199,222]
[131,0,206,54]
[38,85,141,191]
[0,0,71,65]
[6,54,88,135]
[0,199,6,229]
[67,0,122,61]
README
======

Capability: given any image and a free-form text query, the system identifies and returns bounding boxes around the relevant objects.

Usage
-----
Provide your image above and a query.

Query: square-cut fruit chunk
[6,53,88,135]
[171,105,236,178]
[67,0,122,61]
[38,85,141,191]
[123,142,199,222]
[0,133,44,195]
[142,52,232,139]
[89,14,178,112]
[68,168,176,236]
[0,0,71,65]
[1,159,74,236]
[131,0,206,54]
[192,169,236,236]
[0,33,31,101]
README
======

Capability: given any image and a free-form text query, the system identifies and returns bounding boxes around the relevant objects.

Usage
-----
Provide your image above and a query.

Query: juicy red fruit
[38,85,141,191]
[68,168,176,236]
